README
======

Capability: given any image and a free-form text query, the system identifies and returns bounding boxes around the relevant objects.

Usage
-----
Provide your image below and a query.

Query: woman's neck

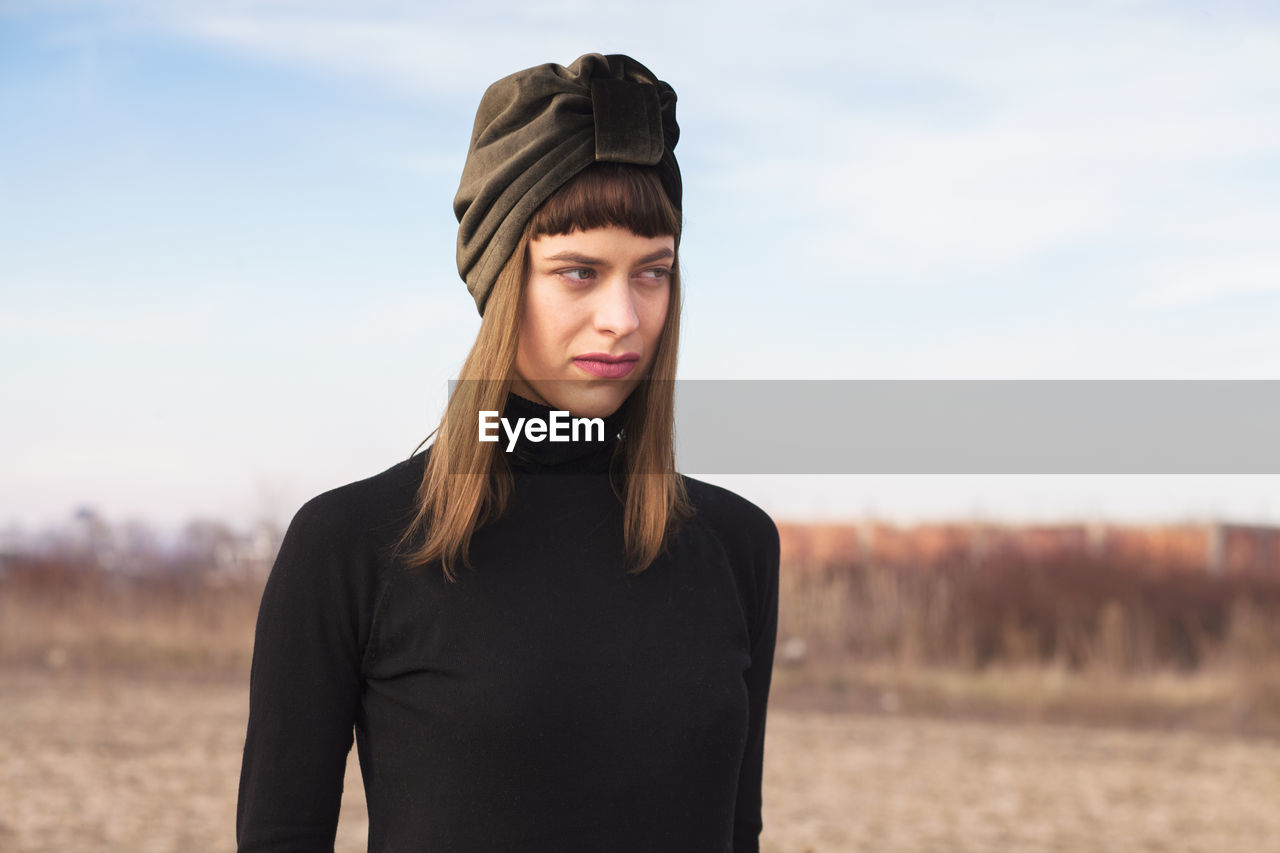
[496,391,627,473]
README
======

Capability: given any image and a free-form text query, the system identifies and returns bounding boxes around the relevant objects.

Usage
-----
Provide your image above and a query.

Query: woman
[236,53,780,853]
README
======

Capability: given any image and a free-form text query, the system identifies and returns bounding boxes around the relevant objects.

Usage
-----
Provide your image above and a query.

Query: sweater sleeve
[732,513,781,853]
[236,493,374,852]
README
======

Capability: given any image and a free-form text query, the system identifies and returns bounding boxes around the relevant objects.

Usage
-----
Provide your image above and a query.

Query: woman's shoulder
[679,474,779,555]
[285,450,428,551]
[257,453,430,667]
[678,476,780,642]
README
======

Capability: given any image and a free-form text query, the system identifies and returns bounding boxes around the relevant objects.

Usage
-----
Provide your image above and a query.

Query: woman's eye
[639,267,671,282]
[559,268,594,282]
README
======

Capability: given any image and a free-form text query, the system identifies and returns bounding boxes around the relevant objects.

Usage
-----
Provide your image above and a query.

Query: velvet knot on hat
[452,53,682,316]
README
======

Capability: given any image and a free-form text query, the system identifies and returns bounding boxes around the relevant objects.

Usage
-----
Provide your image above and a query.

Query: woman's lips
[573,356,638,378]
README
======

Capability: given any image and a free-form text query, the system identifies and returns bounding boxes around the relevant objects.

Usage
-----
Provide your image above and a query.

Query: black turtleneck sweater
[236,392,780,853]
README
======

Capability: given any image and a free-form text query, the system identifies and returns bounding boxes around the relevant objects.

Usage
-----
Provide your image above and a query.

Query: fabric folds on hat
[453,53,681,316]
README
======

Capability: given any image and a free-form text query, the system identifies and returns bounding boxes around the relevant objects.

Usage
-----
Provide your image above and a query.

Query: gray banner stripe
[672,380,1280,474]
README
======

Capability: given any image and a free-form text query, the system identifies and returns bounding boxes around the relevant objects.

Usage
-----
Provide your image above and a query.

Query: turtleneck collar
[500,391,627,474]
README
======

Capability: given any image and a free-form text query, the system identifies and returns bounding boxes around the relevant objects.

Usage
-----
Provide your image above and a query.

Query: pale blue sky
[2,0,1278,532]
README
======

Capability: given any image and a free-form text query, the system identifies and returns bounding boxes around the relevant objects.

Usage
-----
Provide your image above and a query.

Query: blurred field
[3,669,1280,852]
[4,521,1280,850]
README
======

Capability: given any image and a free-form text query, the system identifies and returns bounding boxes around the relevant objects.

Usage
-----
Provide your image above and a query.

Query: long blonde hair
[396,163,694,582]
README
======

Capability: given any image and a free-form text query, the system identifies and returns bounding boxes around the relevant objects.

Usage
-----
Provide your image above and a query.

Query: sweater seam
[686,509,758,651]
[360,559,414,678]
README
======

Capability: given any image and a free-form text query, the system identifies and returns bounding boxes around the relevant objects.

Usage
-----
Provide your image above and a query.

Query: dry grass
[6,543,1280,732]
[778,553,1280,670]
[2,669,1278,853]
[774,545,1280,733]
[0,561,259,677]
[5,542,1280,850]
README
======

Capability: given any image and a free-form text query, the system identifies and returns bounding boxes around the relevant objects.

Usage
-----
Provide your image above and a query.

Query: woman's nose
[592,275,641,337]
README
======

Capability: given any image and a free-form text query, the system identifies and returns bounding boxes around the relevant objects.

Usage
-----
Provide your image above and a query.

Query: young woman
[237,53,780,853]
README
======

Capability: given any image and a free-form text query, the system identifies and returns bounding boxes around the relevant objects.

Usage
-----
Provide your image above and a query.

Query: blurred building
[778,520,1280,575]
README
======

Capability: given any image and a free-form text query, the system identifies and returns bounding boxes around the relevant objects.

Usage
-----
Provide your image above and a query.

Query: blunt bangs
[529,162,681,241]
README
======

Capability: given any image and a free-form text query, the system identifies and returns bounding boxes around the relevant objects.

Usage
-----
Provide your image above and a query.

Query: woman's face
[512,224,674,419]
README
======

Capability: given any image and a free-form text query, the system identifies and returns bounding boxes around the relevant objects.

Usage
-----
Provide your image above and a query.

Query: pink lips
[573,352,640,378]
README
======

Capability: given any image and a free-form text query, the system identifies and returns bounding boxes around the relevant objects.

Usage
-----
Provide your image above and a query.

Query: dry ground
[2,669,1279,853]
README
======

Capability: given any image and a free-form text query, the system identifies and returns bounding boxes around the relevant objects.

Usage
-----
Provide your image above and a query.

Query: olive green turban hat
[453,53,682,316]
